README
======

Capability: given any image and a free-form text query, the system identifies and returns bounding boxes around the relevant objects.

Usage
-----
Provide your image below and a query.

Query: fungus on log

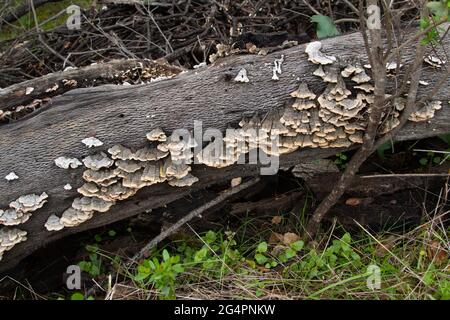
[0,27,449,272]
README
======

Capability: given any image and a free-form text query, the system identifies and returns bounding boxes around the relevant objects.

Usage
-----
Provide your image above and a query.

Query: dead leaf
[345,197,362,206]
[271,244,286,256]
[375,235,397,257]
[255,265,271,272]
[427,241,448,266]
[345,197,374,206]
[283,232,300,245]
[268,232,283,244]
[271,215,282,225]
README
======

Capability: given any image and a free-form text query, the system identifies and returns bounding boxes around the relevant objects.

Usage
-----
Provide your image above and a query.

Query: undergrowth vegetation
[69,211,449,300]
[0,0,92,41]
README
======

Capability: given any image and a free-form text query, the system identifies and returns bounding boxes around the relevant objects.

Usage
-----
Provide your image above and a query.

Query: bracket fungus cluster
[0,192,48,260]
[32,41,441,252]
[1,40,443,265]
[46,129,202,232]
[1,192,48,227]
[0,228,27,261]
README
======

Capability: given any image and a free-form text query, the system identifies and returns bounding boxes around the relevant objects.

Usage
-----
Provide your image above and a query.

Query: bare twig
[128,177,261,264]
[361,173,450,178]
[306,0,388,237]
[85,177,260,298]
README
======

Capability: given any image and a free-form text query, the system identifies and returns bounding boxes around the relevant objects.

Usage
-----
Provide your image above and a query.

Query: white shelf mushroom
[5,172,19,181]
[305,41,336,65]
[234,68,249,83]
[0,228,27,261]
[45,214,65,231]
[54,156,82,169]
[81,137,104,148]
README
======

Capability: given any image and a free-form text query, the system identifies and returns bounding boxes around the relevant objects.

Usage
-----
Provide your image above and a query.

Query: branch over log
[0,27,449,273]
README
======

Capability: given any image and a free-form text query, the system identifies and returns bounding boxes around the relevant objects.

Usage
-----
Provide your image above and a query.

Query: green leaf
[204,230,217,244]
[108,230,117,237]
[85,244,98,253]
[90,265,100,277]
[311,15,340,39]
[255,253,268,265]
[290,240,304,251]
[194,248,208,262]
[278,253,288,263]
[162,249,170,262]
[438,134,450,145]
[77,261,90,272]
[94,234,102,242]
[256,289,264,297]
[284,248,296,259]
[377,141,392,159]
[427,1,448,20]
[70,292,85,300]
[172,264,184,273]
[134,272,150,281]
[256,241,268,253]
[419,158,429,166]
[246,259,256,268]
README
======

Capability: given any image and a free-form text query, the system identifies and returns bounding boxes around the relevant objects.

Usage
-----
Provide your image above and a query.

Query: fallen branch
[85,177,260,297]
[0,59,182,114]
[0,25,449,273]
[129,177,260,264]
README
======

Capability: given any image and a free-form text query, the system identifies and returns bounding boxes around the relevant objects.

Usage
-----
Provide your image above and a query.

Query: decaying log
[0,27,449,273]
[0,59,182,112]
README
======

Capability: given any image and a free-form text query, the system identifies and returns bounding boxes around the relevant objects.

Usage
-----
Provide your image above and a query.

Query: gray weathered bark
[0,28,449,273]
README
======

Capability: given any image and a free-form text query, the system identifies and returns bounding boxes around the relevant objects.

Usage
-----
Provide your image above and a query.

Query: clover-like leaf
[311,15,340,39]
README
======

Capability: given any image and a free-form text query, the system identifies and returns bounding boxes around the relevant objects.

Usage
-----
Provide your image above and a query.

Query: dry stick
[305,0,388,237]
[306,1,432,237]
[127,177,261,265]
[361,173,450,178]
[29,0,75,68]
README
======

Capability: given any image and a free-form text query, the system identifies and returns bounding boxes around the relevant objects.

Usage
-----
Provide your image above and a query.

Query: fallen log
[0,59,182,113]
[0,27,449,273]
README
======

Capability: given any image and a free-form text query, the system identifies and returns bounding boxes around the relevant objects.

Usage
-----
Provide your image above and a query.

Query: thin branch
[128,178,261,264]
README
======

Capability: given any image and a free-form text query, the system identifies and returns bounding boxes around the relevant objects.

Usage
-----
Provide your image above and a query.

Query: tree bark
[0,27,449,273]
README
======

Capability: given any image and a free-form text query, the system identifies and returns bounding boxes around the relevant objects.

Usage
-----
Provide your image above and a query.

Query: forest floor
[0,0,448,300]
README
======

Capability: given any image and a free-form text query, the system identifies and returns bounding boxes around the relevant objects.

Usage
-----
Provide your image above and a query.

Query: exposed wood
[0,28,450,272]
